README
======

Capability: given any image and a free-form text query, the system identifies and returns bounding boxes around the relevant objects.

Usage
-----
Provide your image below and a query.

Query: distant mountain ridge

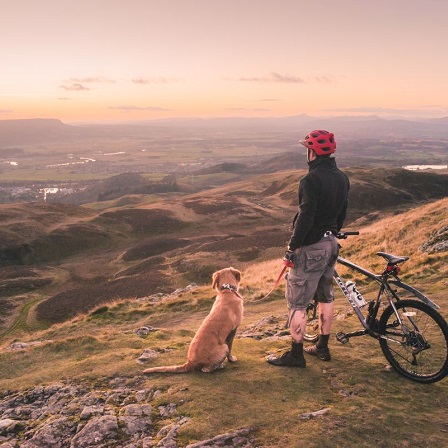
[2,114,448,147]
[0,118,82,147]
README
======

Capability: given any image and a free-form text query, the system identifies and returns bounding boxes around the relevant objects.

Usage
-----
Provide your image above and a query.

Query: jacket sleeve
[288,175,320,250]
[336,200,348,231]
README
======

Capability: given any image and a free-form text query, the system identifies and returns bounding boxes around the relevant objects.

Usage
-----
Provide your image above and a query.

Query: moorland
[0,117,447,447]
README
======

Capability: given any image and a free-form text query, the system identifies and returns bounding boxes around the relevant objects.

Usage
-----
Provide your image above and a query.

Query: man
[267,130,350,367]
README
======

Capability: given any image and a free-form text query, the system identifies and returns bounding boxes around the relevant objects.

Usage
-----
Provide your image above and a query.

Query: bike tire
[378,299,448,383]
[304,301,319,342]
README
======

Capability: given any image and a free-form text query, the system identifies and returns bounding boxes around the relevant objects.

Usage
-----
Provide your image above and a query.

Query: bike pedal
[336,332,349,344]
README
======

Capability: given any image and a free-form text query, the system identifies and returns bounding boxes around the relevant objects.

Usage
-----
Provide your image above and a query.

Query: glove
[283,250,294,268]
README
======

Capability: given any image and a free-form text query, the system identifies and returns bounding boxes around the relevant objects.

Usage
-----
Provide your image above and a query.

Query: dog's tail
[143,362,192,374]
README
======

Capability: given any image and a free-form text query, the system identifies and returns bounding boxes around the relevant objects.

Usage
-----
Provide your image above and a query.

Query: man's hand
[283,250,295,268]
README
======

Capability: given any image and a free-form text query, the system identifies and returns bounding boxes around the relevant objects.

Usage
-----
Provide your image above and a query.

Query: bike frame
[333,255,440,340]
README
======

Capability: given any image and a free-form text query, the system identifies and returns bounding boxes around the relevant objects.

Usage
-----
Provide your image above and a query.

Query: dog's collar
[221,283,238,292]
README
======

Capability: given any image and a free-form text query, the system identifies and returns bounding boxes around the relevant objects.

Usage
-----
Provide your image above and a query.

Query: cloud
[132,77,178,84]
[59,77,116,92]
[58,97,71,101]
[230,74,338,84]
[66,77,116,84]
[234,72,305,83]
[224,108,270,112]
[256,98,281,102]
[108,106,173,112]
[314,76,333,83]
[60,83,90,91]
[0,109,13,115]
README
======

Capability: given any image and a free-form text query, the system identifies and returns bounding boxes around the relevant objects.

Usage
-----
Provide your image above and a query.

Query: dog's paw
[227,354,238,363]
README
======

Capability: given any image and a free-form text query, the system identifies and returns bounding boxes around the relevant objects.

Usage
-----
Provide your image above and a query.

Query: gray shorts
[285,234,339,310]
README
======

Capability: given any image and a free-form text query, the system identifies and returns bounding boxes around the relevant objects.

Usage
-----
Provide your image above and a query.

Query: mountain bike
[304,231,448,384]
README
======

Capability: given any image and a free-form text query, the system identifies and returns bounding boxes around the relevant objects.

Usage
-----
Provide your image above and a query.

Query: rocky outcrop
[420,226,448,254]
[0,379,255,447]
[0,379,183,447]
[238,315,290,341]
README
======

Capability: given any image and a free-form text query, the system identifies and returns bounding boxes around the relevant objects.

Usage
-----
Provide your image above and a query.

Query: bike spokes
[378,300,448,383]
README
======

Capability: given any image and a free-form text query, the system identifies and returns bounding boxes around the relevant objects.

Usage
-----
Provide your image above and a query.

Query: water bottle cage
[347,282,366,307]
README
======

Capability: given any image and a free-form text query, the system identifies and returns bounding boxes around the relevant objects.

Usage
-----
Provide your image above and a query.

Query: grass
[1,198,447,446]
[2,281,448,446]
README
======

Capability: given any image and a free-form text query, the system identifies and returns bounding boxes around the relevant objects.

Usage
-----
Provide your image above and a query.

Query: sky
[1,0,448,124]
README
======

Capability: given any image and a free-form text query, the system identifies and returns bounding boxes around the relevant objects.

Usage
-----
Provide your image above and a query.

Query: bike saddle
[376,252,409,264]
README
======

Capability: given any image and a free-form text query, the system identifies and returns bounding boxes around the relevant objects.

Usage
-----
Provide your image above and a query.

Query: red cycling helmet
[299,130,336,156]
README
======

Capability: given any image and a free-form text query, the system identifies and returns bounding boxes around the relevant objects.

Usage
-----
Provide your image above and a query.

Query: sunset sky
[1,0,448,124]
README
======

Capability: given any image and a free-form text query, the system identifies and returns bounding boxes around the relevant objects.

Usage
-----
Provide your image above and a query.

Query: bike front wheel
[378,299,448,383]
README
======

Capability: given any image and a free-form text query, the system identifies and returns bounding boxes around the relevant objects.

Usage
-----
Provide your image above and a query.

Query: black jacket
[288,157,350,250]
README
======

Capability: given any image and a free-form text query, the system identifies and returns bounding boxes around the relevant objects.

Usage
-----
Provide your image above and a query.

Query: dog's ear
[230,267,241,283]
[212,270,220,290]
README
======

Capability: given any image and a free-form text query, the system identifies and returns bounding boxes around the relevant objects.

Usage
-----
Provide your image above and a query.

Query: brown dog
[143,267,243,374]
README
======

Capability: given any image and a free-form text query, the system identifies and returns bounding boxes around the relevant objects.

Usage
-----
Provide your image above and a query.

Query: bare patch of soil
[0,297,17,326]
[0,278,53,296]
[0,266,40,280]
[98,208,187,234]
[35,270,172,323]
[199,228,289,252]
[116,257,166,276]
[122,237,191,261]
[183,198,246,215]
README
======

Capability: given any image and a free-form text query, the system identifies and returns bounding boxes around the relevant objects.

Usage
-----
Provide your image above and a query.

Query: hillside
[0,198,447,447]
[0,168,447,333]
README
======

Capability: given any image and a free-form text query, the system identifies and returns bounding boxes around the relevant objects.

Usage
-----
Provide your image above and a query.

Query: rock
[239,315,289,340]
[79,405,104,420]
[158,403,177,418]
[138,283,199,304]
[122,404,152,417]
[420,226,448,253]
[70,415,118,447]
[135,389,149,402]
[134,327,156,337]
[156,423,180,448]
[8,342,30,350]
[119,414,152,437]
[21,417,77,447]
[185,427,253,447]
[7,341,52,351]
[0,380,251,447]
[0,441,18,448]
[0,418,20,434]
[298,408,330,420]
[138,349,159,363]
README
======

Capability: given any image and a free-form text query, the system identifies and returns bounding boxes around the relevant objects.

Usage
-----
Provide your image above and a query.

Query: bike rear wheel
[378,299,448,383]
[304,300,319,342]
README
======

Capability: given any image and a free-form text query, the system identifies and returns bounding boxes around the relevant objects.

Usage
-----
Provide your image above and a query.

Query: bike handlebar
[337,231,359,239]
